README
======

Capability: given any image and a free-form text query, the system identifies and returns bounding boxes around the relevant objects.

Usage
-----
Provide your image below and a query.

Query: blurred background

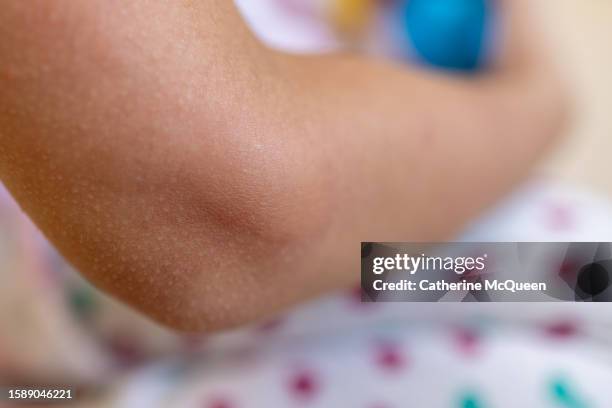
[537,0,612,199]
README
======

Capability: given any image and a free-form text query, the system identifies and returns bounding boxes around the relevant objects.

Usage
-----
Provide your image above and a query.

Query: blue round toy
[400,0,494,71]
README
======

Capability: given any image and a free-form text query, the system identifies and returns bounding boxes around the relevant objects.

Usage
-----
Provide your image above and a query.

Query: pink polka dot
[349,285,365,302]
[256,317,285,333]
[558,259,580,281]
[105,333,147,368]
[289,369,320,400]
[544,320,580,339]
[454,327,480,356]
[545,202,574,231]
[203,397,234,408]
[374,342,407,372]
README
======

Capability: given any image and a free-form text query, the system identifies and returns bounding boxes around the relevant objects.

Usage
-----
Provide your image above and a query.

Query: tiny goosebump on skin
[0,1,339,331]
[1,105,328,332]
[39,180,305,332]
[0,150,288,331]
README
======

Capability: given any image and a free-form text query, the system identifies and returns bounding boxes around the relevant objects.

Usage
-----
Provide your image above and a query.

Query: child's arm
[0,1,566,331]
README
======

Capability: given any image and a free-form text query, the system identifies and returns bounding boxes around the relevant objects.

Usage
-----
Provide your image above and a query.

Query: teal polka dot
[67,285,98,320]
[550,376,589,408]
[459,392,485,408]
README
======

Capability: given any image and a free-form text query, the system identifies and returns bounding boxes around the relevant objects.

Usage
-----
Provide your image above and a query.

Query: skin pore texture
[0,1,567,331]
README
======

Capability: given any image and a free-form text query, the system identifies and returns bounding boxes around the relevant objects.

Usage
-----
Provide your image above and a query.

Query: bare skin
[0,1,567,331]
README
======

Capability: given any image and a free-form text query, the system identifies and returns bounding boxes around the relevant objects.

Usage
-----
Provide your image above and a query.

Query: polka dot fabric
[112,295,612,408]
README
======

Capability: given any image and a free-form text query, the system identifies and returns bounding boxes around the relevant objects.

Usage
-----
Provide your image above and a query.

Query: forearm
[282,52,564,240]
[261,52,565,299]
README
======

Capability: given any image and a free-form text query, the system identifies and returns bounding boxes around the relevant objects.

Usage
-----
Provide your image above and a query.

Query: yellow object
[330,0,374,36]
